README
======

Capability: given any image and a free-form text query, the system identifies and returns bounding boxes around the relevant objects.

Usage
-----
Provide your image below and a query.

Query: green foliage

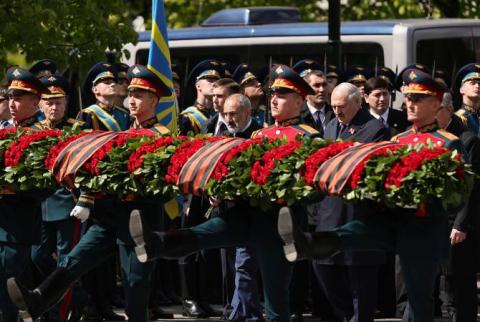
[0,0,137,79]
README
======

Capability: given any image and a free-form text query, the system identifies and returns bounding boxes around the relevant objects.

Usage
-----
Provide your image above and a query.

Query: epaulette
[152,124,170,135]
[436,129,459,142]
[291,124,319,135]
[391,128,413,142]
[66,118,85,126]
[250,129,262,138]
[454,109,468,127]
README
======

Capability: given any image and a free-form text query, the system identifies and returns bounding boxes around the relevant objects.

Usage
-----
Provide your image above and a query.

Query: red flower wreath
[165,136,222,184]
[349,145,401,190]
[211,138,263,182]
[4,129,62,167]
[44,132,95,171]
[384,146,449,189]
[251,141,302,186]
[127,136,180,173]
[82,132,147,176]
[302,141,354,186]
[0,128,16,140]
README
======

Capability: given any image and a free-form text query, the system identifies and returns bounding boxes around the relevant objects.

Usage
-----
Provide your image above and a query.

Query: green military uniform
[1,67,48,322]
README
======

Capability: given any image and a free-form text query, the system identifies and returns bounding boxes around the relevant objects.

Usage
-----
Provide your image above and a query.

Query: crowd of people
[0,56,479,322]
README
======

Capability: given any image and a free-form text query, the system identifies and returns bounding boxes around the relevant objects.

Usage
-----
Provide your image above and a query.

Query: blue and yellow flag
[148,0,178,133]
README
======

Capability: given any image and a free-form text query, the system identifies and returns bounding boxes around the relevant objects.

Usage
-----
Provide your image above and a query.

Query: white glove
[70,205,91,223]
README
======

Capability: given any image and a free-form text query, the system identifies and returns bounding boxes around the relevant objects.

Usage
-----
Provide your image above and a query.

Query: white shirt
[369,108,389,127]
[214,114,228,135]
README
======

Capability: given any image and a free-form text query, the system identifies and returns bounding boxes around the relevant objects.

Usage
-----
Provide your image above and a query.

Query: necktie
[216,122,227,135]
[381,116,388,127]
[313,111,321,125]
[337,123,347,138]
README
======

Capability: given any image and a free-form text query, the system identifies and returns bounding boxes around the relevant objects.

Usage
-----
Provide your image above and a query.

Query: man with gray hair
[222,94,259,137]
[310,82,388,322]
[219,93,263,322]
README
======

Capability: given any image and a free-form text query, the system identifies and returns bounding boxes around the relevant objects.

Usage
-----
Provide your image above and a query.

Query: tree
[0,0,138,79]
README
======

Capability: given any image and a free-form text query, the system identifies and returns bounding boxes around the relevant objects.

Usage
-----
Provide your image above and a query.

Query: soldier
[7,65,172,322]
[114,63,130,109]
[29,75,86,322]
[278,68,465,322]
[455,63,480,133]
[77,62,130,131]
[128,65,318,322]
[0,67,48,322]
[29,59,58,79]
[344,65,372,97]
[179,59,223,134]
[233,64,266,127]
[0,85,11,127]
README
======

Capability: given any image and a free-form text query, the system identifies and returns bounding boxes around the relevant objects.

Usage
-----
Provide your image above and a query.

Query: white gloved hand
[70,205,91,223]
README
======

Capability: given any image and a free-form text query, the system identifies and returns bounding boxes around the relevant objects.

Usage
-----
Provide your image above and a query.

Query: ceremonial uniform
[77,62,130,131]
[0,67,48,322]
[129,64,317,322]
[180,60,223,135]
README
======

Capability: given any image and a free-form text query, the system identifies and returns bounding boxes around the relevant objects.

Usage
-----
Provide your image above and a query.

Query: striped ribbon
[52,132,120,187]
[314,141,402,195]
[177,137,245,195]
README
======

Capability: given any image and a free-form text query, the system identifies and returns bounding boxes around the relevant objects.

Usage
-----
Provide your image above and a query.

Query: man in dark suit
[204,78,241,135]
[313,82,389,322]
[364,77,410,138]
[302,70,334,138]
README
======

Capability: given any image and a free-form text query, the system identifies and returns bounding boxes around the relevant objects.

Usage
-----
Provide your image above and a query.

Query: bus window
[416,37,475,84]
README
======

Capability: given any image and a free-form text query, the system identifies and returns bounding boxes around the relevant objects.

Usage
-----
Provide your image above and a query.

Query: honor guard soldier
[180,59,224,134]
[278,68,465,322]
[7,64,172,322]
[344,65,373,97]
[77,62,130,131]
[128,64,318,322]
[455,63,480,134]
[30,75,86,322]
[29,59,58,78]
[233,63,266,127]
[0,67,48,322]
[114,63,130,109]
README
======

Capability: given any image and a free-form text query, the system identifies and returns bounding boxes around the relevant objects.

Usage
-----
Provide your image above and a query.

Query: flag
[148,0,178,133]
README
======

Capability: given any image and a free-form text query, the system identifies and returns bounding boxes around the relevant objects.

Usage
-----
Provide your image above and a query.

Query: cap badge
[13,69,21,77]
[409,71,417,80]
[275,66,284,74]
[132,66,140,74]
[48,76,56,81]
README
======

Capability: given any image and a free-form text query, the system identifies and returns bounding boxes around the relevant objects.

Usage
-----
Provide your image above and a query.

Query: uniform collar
[412,122,438,133]
[275,116,301,127]
[14,115,37,128]
[462,104,480,115]
[194,101,211,113]
[97,101,114,113]
[132,116,158,129]
[41,119,64,129]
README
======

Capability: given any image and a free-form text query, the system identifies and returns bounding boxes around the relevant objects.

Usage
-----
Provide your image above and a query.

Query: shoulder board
[454,109,468,127]
[114,105,129,114]
[152,124,170,135]
[291,124,319,135]
[436,129,459,141]
[66,118,85,126]
[391,128,413,142]
[250,129,262,138]
[31,122,45,130]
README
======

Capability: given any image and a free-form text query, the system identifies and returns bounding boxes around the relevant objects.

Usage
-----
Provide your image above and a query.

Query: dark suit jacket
[219,118,261,139]
[204,113,219,135]
[386,108,410,138]
[301,103,334,138]
[316,108,389,265]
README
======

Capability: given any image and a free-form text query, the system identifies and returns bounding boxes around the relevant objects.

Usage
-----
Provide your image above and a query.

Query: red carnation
[251,141,302,186]
[302,141,353,186]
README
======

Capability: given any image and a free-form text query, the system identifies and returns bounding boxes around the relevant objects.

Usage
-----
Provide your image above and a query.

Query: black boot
[129,209,200,262]
[7,267,75,322]
[150,306,174,319]
[278,206,341,261]
[179,260,209,318]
